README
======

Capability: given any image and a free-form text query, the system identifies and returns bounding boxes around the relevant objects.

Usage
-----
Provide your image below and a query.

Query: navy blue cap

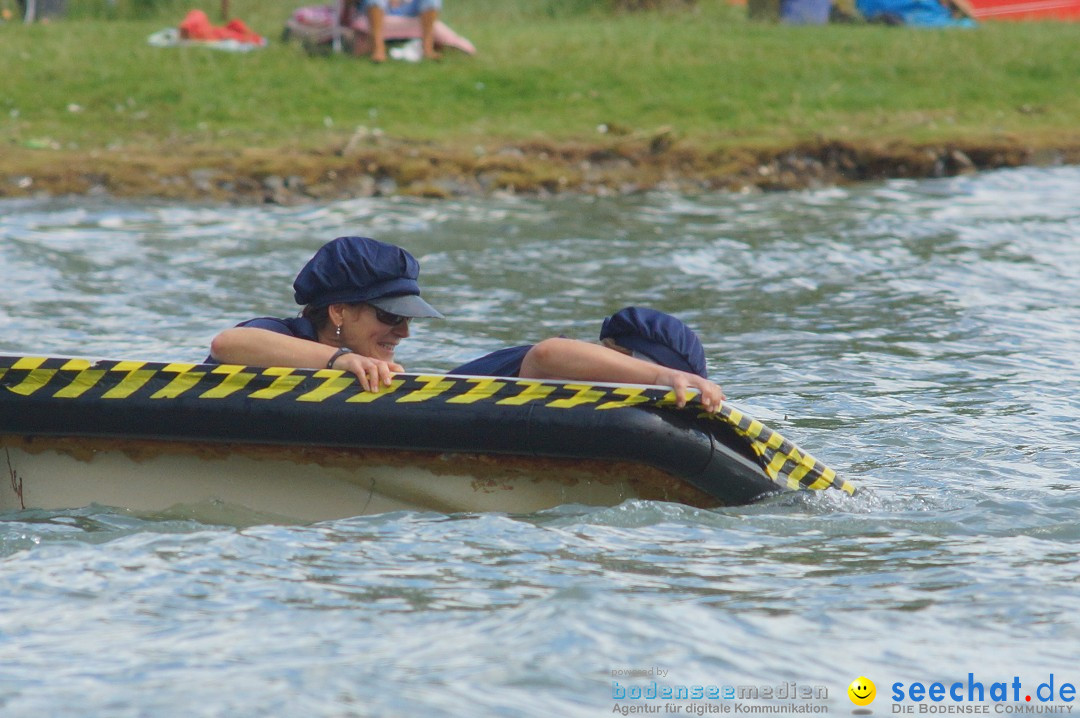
[599,307,707,378]
[293,236,442,318]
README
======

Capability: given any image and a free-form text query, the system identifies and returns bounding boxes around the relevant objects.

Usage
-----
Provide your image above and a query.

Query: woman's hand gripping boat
[0,355,856,522]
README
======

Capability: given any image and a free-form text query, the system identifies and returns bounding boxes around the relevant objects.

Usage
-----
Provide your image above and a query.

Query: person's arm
[209,327,402,392]
[518,338,724,412]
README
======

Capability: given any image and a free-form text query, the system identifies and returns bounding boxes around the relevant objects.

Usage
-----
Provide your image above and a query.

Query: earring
[335,324,342,342]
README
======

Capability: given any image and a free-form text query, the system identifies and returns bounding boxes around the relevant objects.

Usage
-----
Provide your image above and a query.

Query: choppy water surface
[1,167,1078,717]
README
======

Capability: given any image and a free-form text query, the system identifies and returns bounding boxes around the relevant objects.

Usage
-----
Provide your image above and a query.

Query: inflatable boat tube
[0,355,855,522]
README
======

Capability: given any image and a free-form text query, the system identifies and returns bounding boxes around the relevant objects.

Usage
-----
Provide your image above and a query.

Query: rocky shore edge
[3,134,1078,204]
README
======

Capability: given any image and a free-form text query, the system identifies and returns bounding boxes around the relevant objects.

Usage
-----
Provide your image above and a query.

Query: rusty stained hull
[0,435,722,523]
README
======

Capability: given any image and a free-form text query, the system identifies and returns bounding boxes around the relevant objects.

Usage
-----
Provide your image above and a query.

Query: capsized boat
[0,355,855,523]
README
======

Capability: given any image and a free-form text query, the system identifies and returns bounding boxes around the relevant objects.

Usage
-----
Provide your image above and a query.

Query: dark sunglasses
[373,307,409,327]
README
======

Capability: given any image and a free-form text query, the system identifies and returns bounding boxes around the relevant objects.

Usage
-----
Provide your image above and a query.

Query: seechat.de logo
[849,677,877,708]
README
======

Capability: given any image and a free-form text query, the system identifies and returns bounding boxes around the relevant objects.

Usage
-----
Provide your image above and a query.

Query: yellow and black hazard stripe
[0,355,855,498]
[0,356,670,408]
[715,405,857,496]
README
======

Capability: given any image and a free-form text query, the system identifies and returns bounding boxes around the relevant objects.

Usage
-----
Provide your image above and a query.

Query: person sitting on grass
[342,0,443,63]
[449,307,725,413]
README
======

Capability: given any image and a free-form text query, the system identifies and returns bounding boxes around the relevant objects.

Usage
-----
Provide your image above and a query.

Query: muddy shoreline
[3,135,1077,204]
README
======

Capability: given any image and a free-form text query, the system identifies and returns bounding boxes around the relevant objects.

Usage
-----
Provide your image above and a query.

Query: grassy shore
[2,0,1079,200]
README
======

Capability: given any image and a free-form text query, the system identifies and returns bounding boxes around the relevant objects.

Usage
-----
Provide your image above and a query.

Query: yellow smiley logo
[848,677,876,706]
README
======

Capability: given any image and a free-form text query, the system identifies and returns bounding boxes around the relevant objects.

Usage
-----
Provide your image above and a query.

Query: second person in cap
[449,307,724,412]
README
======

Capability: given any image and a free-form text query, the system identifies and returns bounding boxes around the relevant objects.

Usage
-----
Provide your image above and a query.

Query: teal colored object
[856,0,976,25]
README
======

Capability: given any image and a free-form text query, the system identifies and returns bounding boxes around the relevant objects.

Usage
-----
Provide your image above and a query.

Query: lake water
[1,167,1078,717]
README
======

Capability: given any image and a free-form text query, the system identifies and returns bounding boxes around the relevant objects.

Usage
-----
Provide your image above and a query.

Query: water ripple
[2,167,1079,716]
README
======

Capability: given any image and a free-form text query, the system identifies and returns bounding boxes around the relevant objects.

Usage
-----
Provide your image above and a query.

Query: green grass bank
[2,0,1079,201]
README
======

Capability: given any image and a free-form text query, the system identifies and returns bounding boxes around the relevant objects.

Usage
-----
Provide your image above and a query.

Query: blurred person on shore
[342,0,443,62]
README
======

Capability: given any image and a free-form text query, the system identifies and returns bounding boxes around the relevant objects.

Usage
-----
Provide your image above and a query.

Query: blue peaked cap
[293,236,442,317]
[599,307,707,378]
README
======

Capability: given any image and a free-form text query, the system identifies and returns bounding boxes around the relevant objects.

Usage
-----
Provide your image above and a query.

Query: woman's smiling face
[338,304,410,362]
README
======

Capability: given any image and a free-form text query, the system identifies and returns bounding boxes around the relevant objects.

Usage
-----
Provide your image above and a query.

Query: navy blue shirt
[449,345,533,377]
[204,316,318,365]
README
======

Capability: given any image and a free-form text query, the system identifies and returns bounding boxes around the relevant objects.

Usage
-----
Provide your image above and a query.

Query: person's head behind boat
[599,307,707,378]
[295,236,442,362]
[294,236,442,317]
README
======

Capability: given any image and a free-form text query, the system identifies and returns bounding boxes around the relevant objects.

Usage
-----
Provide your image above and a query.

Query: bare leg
[367,5,387,62]
[420,8,441,60]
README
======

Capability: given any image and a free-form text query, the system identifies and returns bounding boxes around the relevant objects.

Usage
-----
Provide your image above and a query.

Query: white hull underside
[1,436,720,523]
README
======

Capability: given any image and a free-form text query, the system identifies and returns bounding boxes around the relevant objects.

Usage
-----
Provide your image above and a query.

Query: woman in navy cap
[208,236,441,392]
[449,307,725,412]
